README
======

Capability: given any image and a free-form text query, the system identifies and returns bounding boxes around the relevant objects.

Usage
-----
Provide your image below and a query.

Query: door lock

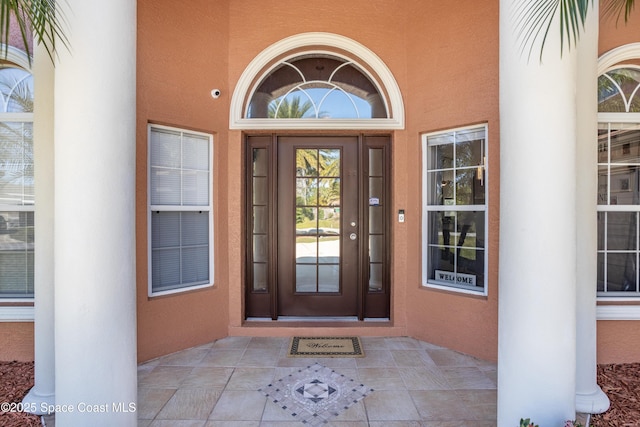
[349,233,357,241]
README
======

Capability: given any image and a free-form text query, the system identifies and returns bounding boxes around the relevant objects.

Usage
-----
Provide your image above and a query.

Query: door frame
[244,133,391,320]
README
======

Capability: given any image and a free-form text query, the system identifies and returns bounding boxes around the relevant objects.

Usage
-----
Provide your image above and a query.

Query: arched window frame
[230,33,405,130]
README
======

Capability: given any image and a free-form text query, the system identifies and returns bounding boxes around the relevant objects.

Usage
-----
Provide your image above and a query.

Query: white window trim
[597,305,640,320]
[421,124,489,296]
[229,32,405,130]
[0,306,33,322]
[147,124,214,297]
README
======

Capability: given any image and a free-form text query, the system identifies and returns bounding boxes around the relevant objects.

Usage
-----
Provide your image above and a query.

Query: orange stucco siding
[135,0,231,362]
[0,323,33,361]
[403,0,500,362]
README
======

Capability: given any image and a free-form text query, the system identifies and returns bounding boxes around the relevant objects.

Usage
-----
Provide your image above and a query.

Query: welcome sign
[434,270,476,286]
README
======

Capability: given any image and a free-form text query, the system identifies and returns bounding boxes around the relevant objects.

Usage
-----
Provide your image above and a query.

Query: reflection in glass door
[295,148,341,293]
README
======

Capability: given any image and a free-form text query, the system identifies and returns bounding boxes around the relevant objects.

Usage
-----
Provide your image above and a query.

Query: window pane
[0,211,34,297]
[152,248,180,289]
[369,235,383,263]
[369,264,383,291]
[253,206,267,234]
[297,178,318,205]
[0,122,33,206]
[150,167,181,205]
[606,252,636,292]
[597,252,605,292]
[253,177,268,205]
[253,235,268,263]
[318,265,339,292]
[609,165,640,205]
[253,263,267,292]
[151,211,180,249]
[296,235,317,263]
[150,128,181,168]
[428,245,454,281]
[181,211,209,246]
[455,138,483,167]
[610,128,640,163]
[369,177,383,202]
[182,170,209,205]
[182,134,209,170]
[296,264,316,292]
[297,149,318,176]
[597,212,605,251]
[319,149,340,177]
[182,246,209,284]
[429,170,454,205]
[318,178,339,206]
[369,148,383,176]
[456,169,478,205]
[0,67,34,113]
[598,166,609,205]
[369,206,383,234]
[428,137,454,170]
[458,211,485,249]
[318,235,339,264]
[607,212,636,250]
[253,148,268,176]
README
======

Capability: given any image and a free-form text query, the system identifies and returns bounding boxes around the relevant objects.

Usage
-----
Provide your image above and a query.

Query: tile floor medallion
[260,362,374,426]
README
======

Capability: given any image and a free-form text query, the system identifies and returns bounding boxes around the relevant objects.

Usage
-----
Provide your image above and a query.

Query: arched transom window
[599,66,640,113]
[230,33,404,130]
[247,54,387,120]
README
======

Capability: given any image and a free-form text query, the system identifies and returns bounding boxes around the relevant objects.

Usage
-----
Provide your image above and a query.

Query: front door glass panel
[295,148,341,293]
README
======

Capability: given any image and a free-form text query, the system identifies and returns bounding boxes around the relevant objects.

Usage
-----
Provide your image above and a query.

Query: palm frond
[514,0,594,62]
[0,0,69,64]
[602,0,636,24]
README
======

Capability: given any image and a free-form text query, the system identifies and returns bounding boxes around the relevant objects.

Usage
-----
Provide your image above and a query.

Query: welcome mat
[260,363,373,426]
[288,336,364,358]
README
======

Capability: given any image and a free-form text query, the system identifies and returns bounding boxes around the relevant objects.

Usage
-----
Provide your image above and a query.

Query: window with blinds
[0,65,34,299]
[148,124,213,295]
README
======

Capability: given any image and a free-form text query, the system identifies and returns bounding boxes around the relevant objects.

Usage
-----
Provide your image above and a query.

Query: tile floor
[136,336,497,426]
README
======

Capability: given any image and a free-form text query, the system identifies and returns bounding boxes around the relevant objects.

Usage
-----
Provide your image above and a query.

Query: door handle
[349,233,357,241]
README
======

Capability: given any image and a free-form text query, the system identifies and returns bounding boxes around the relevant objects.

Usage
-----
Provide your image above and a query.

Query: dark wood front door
[277,137,359,316]
[245,135,391,319]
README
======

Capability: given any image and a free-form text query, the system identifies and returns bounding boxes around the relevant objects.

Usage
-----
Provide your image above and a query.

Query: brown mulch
[592,363,640,427]
[0,361,639,426]
[0,361,42,427]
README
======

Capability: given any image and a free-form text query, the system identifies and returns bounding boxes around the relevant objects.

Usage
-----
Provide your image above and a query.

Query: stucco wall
[403,0,500,362]
[0,323,33,361]
[136,0,231,362]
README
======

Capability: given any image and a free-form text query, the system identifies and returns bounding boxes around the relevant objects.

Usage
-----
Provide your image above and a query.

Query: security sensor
[211,89,221,99]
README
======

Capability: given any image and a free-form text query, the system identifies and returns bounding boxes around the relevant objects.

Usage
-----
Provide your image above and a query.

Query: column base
[22,387,55,415]
[576,386,610,414]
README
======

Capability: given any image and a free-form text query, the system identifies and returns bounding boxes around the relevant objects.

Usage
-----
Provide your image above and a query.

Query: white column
[54,1,137,426]
[498,1,578,425]
[22,42,55,416]
[575,3,610,415]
